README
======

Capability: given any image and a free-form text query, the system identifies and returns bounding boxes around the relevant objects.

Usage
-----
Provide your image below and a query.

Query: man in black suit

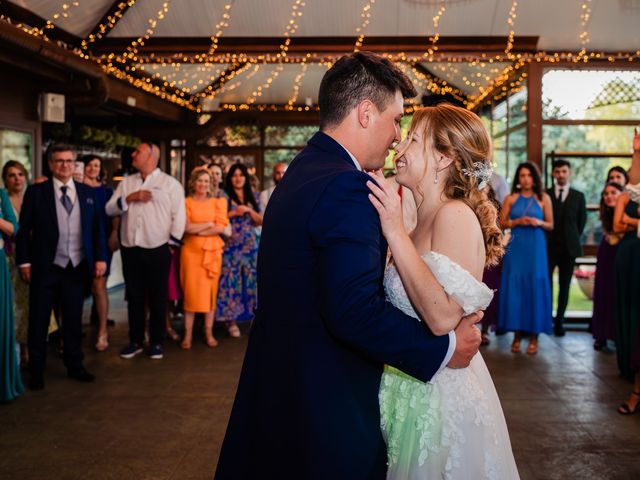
[546,159,587,336]
[16,144,107,390]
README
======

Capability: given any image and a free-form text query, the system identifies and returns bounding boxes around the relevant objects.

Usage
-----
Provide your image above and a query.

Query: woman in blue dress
[216,163,262,337]
[82,155,115,351]
[499,162,554,355]
[1,187,24,402]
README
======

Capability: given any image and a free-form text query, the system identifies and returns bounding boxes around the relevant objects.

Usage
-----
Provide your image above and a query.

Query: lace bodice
[380,253,519,480]
[384,251,494,318]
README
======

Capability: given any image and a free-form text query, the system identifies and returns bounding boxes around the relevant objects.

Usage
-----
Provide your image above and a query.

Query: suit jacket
[16,179,106,279]
[215,132,450,480]
[546,187,587,258]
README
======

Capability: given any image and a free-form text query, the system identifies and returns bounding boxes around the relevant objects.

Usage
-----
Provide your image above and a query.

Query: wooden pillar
[527,61,543,170]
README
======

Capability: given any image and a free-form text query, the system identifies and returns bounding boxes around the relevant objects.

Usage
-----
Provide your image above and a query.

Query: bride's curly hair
[410,103,504,266]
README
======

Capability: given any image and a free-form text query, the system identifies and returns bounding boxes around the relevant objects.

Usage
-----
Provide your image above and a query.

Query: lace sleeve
[423,251,494,315]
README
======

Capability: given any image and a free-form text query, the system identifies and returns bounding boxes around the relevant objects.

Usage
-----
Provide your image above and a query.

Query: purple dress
[591,235,619,343]
[482,261,502,331]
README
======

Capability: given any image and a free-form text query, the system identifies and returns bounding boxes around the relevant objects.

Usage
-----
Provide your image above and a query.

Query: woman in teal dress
[498,162,554,355]
[0,187,24,402]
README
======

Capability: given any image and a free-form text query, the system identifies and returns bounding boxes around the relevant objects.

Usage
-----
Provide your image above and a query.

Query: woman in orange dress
[180,168,229,349]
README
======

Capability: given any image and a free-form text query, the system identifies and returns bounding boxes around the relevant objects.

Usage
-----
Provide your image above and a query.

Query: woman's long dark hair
[511,162,543,201]
[599,181,624,233]
[224,163,259,212]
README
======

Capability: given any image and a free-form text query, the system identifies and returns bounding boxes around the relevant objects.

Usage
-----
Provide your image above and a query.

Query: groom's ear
[357,100,374,128]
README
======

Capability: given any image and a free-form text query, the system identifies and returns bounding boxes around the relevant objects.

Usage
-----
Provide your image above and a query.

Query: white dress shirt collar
[52,176,77,202]
[335,140,363,172]
[554,181,570,202]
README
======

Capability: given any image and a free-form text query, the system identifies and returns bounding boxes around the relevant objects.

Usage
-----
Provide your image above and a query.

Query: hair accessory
[462,162,493,190]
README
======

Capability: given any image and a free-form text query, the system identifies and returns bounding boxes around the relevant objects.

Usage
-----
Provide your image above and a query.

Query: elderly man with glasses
[16,143,107,390]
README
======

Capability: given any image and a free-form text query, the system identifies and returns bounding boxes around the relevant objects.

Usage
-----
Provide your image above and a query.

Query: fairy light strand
[354,0,376,52]
[577,0,593,62]
[505,1,518,60]
[425,0,447,60]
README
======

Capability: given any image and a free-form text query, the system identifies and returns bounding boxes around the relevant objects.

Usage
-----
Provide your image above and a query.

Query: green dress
[614,193,640,381]
[1,188,24,402]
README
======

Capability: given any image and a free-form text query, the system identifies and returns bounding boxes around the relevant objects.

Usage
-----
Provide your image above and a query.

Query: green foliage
[47,122,140,150]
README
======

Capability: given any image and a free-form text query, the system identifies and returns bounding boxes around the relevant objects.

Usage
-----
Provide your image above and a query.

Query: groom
[214,52,482,479]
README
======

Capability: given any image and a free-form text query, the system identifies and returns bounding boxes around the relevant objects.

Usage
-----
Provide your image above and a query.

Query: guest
[209,163,224,190]
[546,160,587,337]
[613,129,640,381]
[490,171,510,204]
[498,162,554,354]
[481,185,503,345]
[592,182,624,351]
[259,162,287,211]
[106,142,186,360]
[2,161,29,366]
[216,163,262,337]
[166,245,182,342]
[0,187,24,402]
[607,165,629,187]
[180,168,229,349]
[82,154,115,352]
[16,144,107,390]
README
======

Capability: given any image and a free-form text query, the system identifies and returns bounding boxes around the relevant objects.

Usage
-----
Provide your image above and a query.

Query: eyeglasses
[52,158,75,165]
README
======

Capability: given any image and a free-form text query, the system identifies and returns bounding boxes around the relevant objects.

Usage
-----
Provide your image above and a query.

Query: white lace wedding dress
[380,251,520,480]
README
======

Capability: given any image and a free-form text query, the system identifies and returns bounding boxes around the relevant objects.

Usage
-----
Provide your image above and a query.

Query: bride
[367,103,519,479]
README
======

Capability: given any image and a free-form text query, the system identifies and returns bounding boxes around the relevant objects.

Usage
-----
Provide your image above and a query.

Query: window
[0,128,33,183]
[542,69,640,120]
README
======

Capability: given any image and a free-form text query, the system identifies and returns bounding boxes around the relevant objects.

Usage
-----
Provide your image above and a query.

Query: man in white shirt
[106,142,186,360]
[259,162,287,211]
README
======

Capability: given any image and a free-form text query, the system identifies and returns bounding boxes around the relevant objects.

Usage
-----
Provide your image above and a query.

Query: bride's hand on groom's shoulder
[448,312,483,369]
[366,170,404,239]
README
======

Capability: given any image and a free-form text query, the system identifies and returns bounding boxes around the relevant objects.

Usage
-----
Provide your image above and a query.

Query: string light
[424,0,447,60]
[3,3,640,112]
[354,0,376,52]
[286,58,309,109]
[577,0,593,62]
[106,1,171,69]
[80,1,136,54]
[245,0,306,105]
[138,3,235,94]
[505,1,518,60]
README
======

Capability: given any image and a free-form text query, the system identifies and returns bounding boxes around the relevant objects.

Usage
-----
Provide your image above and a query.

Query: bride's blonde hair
[410,103,504,266]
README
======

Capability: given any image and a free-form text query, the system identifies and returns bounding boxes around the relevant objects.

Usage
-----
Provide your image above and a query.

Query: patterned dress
[215,195,260,322]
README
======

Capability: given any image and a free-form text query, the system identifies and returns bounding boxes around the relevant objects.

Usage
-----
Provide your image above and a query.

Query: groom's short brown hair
[318,51,417,130]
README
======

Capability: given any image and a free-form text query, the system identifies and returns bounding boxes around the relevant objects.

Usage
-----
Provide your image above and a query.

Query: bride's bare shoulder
[434,199,479,227]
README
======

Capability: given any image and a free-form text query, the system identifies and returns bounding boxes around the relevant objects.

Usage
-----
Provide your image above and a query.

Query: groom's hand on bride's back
[447,312,483,369]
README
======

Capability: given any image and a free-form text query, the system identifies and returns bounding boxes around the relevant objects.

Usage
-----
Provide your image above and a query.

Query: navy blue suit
[16,180,106,376]
[215,132,450,479]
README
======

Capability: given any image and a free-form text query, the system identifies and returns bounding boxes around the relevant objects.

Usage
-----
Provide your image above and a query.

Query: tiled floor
[1,291,639,479]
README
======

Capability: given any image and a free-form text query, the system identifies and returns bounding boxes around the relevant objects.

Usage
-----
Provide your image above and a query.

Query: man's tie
[557,188,564,203]
[60,185,73,214]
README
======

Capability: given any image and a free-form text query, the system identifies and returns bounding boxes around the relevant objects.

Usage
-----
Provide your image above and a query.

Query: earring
[434,169,439,184]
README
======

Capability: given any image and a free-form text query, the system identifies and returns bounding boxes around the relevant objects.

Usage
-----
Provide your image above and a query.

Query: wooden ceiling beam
[0,0,80,46]
[91,35,540,60]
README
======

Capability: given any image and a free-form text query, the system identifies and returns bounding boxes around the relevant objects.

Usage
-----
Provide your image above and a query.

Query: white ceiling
[11,0,640,108]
